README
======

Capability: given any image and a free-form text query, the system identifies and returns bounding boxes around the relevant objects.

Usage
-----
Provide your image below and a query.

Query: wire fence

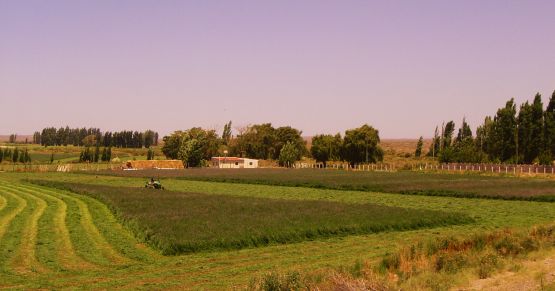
[417,163,555,175]
[3,161,554,176]
[293,161,555,176]
[293,162,397,172]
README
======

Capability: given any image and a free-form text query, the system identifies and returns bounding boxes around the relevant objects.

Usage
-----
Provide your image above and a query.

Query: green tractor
[145,178,164,190]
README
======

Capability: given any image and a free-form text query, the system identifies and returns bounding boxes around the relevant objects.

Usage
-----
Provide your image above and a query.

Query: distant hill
[0,135,33,143]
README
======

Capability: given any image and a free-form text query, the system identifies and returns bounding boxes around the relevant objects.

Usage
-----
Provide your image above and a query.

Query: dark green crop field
[100,168,555,201]
[31,180,471,255]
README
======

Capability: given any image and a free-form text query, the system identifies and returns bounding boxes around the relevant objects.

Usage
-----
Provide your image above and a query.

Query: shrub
[251,271,304,291]
[435,253,467,274]
[478,253,499,279]
[494,235,523,256]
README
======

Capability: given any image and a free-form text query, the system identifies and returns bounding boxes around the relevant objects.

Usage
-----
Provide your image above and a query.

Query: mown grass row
[30,180,474,255]
[0,181,158,288]
[100,168,555,202]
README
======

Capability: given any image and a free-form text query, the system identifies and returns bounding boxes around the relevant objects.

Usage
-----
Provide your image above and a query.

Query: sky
[1,1,554,138]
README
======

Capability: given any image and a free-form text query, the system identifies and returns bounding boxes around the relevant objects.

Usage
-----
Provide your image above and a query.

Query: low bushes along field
[250,224,555,290]
[31,180,472,255]
[101,168,555,201]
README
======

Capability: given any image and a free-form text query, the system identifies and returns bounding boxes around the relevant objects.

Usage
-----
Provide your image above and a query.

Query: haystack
[124,160,184,170]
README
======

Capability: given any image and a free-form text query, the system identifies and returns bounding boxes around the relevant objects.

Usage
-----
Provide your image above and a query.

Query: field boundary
[167,177,555,202]
[294,161,555,177]
[0,163,121,173]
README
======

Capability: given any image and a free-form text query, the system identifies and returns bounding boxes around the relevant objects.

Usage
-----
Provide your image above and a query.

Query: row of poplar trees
[34,127,158,148]
[428,91,555,165]
[0,148,31,163]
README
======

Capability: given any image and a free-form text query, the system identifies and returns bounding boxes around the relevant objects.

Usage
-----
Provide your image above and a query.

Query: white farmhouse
[211,157,259,168]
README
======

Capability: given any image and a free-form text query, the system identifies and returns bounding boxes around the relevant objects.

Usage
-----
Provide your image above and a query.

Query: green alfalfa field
[0,169,555,289]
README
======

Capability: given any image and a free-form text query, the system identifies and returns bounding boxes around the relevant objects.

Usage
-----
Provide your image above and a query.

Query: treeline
[162,122,383,167]
[311,124,383,166]
[34,127,158,148]
[0,148,31,163]
[161,122,309,167]
[428,90,555,165]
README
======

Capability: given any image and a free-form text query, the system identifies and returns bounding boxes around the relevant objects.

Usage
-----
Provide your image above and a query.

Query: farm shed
[124,160,184,170]
[211,157,258,168]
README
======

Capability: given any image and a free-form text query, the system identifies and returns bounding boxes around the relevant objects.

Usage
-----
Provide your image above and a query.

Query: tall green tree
[4,148,11,162]
[79,147,92,162]
[147,147,154,160]
[222,121,232,145]
[442,121,456,150]
[163,128,221,167]
[475,116,493,158]
[341,124,383,166]
[491,99,517,162]
[33,132,41,144]
[517,101,534,163]
[278,141,300,167]
[441,120,484,163]
[427,126,440,157]
[20,149,30,163]
[528,93,544,163]
[544,90,555,162]
[19,150,26,163]
[93,145,100,163]
[310,134,342,166]
[274,126,307,160]
[415,136,424,158]
[12,148,19,163]
[161,131,185,159]
[101,148,107,162]
[455,118,472,144]
[143,130,156,148]
[232,123,277,159]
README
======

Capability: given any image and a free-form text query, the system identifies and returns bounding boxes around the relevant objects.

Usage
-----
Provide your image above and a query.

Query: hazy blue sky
[1,1,554,137]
